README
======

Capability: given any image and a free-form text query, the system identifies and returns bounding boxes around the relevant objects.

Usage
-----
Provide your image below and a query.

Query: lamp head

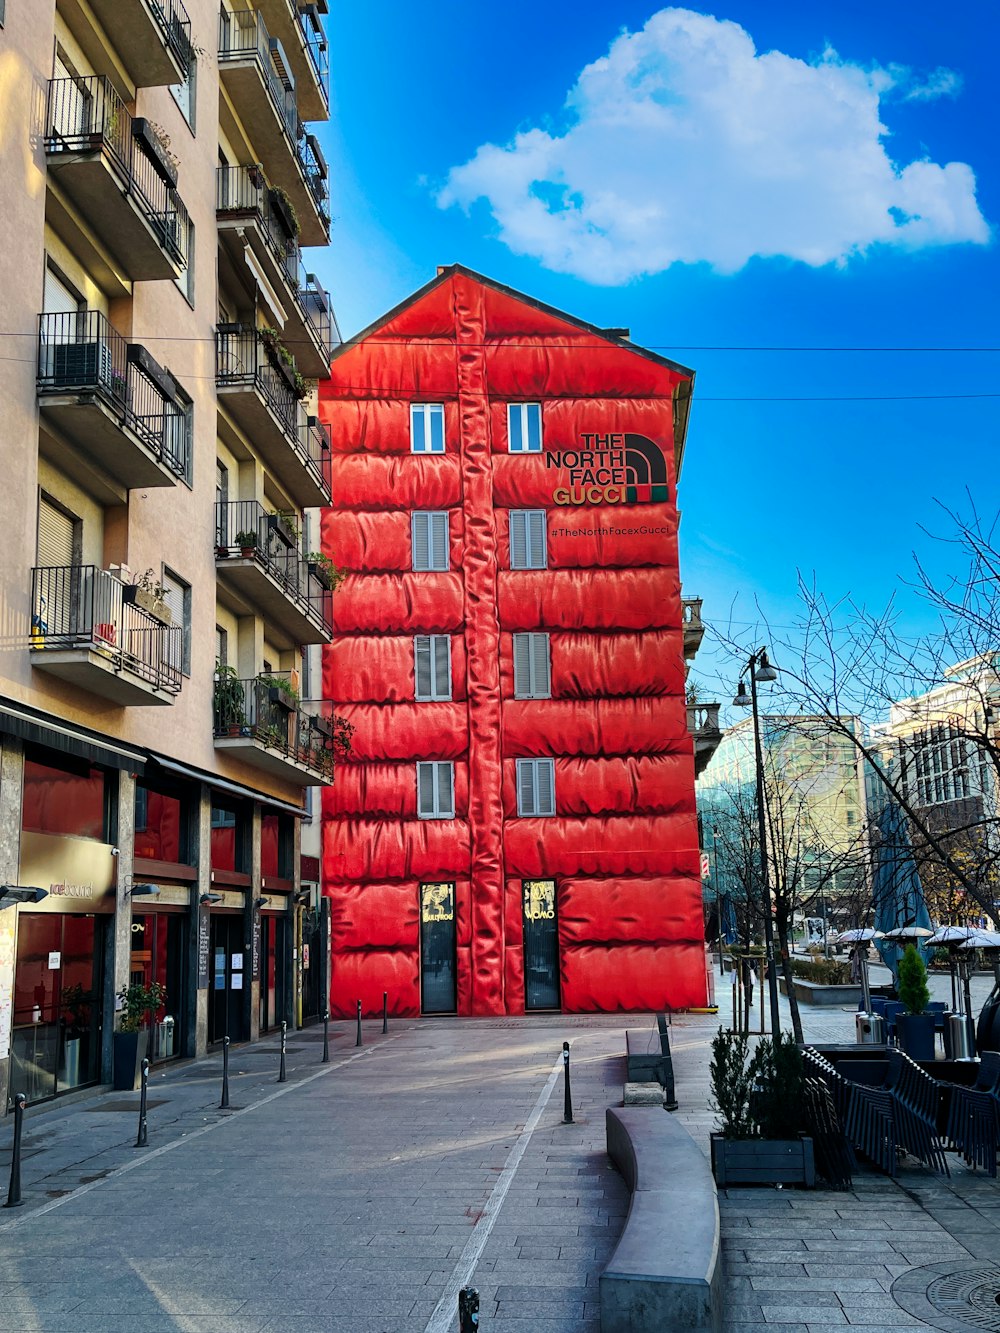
[733,681,751,707]
[200,892,223,905]
[128,883,160,898]
[0,885,48,908]
[754,650,778,683]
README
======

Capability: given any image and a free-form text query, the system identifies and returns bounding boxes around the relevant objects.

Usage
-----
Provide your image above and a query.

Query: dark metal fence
[299,413,332,499]
[298,272,336,361]
[37,312,190,478]
[215,500,331,633]
[30,566,183,694]
[149,0,193,74]
[299,7,330,104]
[45,76,189,270]
[212,675,335,778]
[215,325,298,435]
[218,8,297,142]
[216,164,299,285]
[296,127,330,227]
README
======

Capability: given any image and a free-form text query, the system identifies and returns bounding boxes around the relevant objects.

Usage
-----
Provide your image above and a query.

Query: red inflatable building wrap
[320,266,706,1016]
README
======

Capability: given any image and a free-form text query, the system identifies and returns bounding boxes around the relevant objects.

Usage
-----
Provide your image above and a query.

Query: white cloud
[437,8,989,284]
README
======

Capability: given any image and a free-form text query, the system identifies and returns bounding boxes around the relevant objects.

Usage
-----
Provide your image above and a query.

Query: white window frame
[516,758,555,817]
[508,402,542,453]
[510,510,547,570]
[512,633,551,699]
[410,403,445,454]
[414,635,452,701]
[417,761,455,819]
[411,511,449,571]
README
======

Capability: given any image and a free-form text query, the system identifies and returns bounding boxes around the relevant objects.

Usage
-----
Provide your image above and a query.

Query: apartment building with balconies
[0,0,338,1113]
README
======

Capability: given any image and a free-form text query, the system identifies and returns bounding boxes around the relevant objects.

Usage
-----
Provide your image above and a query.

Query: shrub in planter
[113,980,166,1090]
[895,944,935,1061]
[790,958,853,985]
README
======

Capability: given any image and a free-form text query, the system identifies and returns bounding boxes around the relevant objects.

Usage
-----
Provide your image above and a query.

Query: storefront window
[130,913,185,1060]
[211,800,246,872]
[134,782,188,863]
[261,813,293,879]
[22,754,106,841]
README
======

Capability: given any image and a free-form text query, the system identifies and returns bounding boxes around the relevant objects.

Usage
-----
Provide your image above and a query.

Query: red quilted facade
[319,267,707,1016]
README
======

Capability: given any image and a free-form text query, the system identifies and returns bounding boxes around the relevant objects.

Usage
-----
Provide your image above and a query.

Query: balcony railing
[682,596,705,658]
[215,499,332,633]
[218,8,298,142]
[148,0,193,74]
[296,125,330,226]
[31,565,182,695]
[45,76,189,270]
[688,702,722,778]
[299,5,330,105]
[217,163,299,284]
[213,675,335,779]
[298,412,332,499]
[298,271,337,363]
[38,312,190,478]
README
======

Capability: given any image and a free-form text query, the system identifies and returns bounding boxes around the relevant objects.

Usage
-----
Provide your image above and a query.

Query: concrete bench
[601,1107,722,1333]
[625,1014,677,1108]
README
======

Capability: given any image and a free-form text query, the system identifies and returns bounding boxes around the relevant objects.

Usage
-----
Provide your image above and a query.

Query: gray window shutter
[417,762,434,814]
[531,634,550,697]
[414,636,432,698]
[412,513,429,570]
[528,511,547,568]
[430,513,448,570]
[517,760,535,815]
[510,511,527,569]
[438,762,453,816]
[513,634,530,696]
[433,636,450,698]
[536,760,555,815]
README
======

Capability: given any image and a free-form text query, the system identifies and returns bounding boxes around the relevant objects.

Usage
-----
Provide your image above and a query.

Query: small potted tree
[895,944,935,1061]
[113,981,166,1090]
[305,551,342,592]
[235,529,258,558]
[214,663,247,734]
[709,1028,815,1187]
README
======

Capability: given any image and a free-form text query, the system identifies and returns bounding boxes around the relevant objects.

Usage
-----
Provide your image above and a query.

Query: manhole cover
[893,1262,1000,1333]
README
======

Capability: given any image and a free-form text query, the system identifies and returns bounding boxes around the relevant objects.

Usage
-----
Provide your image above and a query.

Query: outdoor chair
[945,1052,1000,1176]
[885,1050,950,1175]
[803,1075,854,1189]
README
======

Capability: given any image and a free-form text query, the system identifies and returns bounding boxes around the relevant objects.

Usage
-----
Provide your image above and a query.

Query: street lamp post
[712,824,724,976]
[733,649,782,1038]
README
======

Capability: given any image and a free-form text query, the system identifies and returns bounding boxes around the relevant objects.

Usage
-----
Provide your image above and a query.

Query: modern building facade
[319,266,709,1017]
[0,0,338,1111]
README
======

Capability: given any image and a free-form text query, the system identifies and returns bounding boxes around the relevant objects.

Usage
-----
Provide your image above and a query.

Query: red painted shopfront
[319,266,706,1016]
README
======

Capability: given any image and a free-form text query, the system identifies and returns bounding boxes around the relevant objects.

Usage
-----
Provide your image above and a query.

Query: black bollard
[220,1036,231,1108]
[382,991,388,1035]
[458,1286,479,1331]
[322,1010,330,1064]
[278,1020,287,1083]
[356,999,362,1047]
[3,1093,26,1208]
[135,1058,150,1148]
[562,1041,573,1124]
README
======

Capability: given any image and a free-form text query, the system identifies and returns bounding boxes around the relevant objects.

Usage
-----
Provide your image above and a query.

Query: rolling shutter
[37,496,76,567]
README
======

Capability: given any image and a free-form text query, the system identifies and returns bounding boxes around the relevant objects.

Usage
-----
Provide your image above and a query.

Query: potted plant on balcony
[113,980,166,1090]
[259,672,299,712]
[126,569,172,625]
[269,185,301,239]
[214,663,246,734]
[235,529,258,558]
[268,511,299,549]
[895,944,935,1061]
[305,551,342,592]
[709,1028,815,1187]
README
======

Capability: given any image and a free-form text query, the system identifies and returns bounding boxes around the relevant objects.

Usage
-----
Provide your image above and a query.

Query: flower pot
[112,1028,149,1091]
[710,1133,815,1188]
[267,686,295,711]
[240,546,256,558]
[308,560,332,591]
[267,513,297,549]
[895,1013,937,1062]
[216,546,229,560]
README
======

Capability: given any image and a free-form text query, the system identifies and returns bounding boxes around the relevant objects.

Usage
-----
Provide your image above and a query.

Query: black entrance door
[420,883,457,1014]
[259,915,288,1032]
[208,915,247,1043]
[523,880,560,1010]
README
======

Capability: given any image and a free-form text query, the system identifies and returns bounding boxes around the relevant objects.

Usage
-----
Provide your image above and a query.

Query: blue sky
[309,2,999,701]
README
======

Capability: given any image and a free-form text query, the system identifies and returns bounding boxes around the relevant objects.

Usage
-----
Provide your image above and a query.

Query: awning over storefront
[0,699,147,773]
[147,754,308,818]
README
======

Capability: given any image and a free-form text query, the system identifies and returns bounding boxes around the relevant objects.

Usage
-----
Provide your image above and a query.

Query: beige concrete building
[0,0,337,1110]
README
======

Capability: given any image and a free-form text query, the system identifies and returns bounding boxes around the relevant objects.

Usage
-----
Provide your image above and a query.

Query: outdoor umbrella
[959,931,1000,1054]
[871,800,932,984]
[927,925,979,1015]
[837,928,884,1013]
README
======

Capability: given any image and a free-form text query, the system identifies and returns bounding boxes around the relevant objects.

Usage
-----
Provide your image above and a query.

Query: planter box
[270,186,298,239]
[779,978,863,1007]
[112,1028,149,1092]
[267,512,297,549]
[711,1133,815,1188]
[308,560,332,591]
[896,1013,937,1062]
[267,686,296,712]
[132,118,179,188]
[132,588,172,625]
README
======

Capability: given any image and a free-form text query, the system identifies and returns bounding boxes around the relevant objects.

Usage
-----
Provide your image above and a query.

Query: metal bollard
[220,1036,231,1108]
[562,1041,573,1124]
[3,1093,26,1208]
[322,1011,330,1064]
[135,1058,150,1148]
[382,991,388,1035]
[458,1286,479,1330]
[356,999,362,1047]
[278,1020,287,1083]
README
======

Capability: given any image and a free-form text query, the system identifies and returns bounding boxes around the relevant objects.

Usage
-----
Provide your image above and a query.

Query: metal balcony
[37,311,189,493]
[687,702,722,777]
[217,8,328,245]
[45,77,190,281]
[215,500,333,647]
[254,0,329,120]
[215,325,331,506]
[682,597,705,659]
[213,674,335,785]
[216,166,337,377]
[84,0,192,88]
[30,565,182,705]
